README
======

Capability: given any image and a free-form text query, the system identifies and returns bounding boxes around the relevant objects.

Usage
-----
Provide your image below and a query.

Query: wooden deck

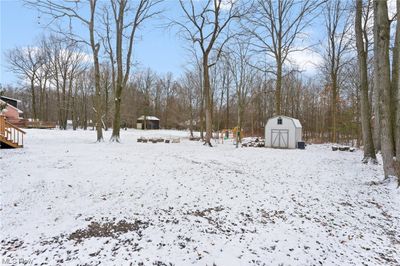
[12,119,56,129]
[0,115,26,148]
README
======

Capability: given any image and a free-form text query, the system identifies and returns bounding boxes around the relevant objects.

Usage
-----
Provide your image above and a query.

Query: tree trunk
[65,76,73,130]
[110,6,124,142]
[60,72,67,130]
[56,79,62,129]
[112,96,122,139]
[275,62,282,115]
[72,95,77,130]
[200,96,204,140]
[165,97,169,129]
[189,96,194,138]
[217,81,225,135]
[374,0,396,178]
[93,58,103,141]
[226,79,230,129]
[391,2,399,156]
[394,0,400,184]
[331,76,338,143]
[372,3,381,152]
[30,78,37,120]
[45,92,49,121]
[355,0,377,163]
[203,57,213,146]
[39,79,45,121]
[89,0,103,142]
[105,79,109,131]
[83,93,88,130]
[236,103,241,148]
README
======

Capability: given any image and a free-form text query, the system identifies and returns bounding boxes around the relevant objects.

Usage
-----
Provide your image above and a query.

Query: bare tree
[102,0,161,142]
[175,0,242,146]
[100,63,112,130]
[6,46,45,120]
[212,59,230,134]
[137,68,156,129]
[374,0,396,178]
[355,0,377,163]
[27,0,105,141]
[159,72,175,128]
[226,39,258,147]
[78,70,95,130]
[247,0,322,115]
[181,71,197,137]
[188,48,205,139]
[221,57,232,130]
[321,0,352,143]
[44,36,86,129]
[394,0,400,183]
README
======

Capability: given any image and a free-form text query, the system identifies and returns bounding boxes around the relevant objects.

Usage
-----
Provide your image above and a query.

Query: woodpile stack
[137,137,148,143]
[241,138,265,148]
[332,145,355,152]
[137,137,180,144]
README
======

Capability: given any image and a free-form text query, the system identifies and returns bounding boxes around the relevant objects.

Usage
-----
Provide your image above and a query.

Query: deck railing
[0,115,26,147]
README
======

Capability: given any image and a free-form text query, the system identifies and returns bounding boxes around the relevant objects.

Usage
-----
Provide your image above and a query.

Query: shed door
[271,129,289,148]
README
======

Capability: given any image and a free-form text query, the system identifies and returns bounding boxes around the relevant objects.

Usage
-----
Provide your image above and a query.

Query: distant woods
[5,32,360,143]
[3,0,400,181]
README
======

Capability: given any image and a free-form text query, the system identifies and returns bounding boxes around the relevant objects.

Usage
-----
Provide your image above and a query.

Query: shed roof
[137,115,160,121]
[292,118,302,128]
[268,115,302,128]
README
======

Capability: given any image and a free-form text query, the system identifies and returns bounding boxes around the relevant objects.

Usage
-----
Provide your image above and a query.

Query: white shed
[265,115,302,149]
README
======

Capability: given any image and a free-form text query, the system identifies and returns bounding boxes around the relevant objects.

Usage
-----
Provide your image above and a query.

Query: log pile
[137,137,180,144]
[241,138,265,148]
[332,145,355,152]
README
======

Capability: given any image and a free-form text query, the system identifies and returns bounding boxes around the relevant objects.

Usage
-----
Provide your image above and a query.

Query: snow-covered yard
[1,129,399,265]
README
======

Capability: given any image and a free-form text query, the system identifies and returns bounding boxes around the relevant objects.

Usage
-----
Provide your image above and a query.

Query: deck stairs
[0,115,26,148]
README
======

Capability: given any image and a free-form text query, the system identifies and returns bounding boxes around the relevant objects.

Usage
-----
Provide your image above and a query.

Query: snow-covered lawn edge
[1,129,399,265]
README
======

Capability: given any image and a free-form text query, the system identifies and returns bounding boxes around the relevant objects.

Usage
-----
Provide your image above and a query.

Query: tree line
[2,0,399,184]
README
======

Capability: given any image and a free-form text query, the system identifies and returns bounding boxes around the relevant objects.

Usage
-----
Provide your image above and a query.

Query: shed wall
[265,116,302,149]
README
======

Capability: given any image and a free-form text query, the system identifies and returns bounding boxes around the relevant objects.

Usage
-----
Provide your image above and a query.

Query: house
[0,96,23,124]
[0,96,25,148]
[136,115,160,130]
[265,115,302,149]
